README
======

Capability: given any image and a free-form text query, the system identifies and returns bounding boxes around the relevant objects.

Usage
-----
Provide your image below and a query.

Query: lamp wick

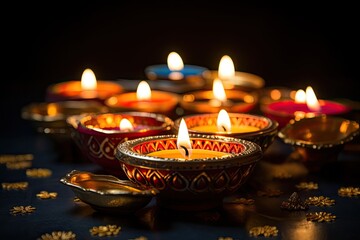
[180,145,189,157]
[221,125,227,132]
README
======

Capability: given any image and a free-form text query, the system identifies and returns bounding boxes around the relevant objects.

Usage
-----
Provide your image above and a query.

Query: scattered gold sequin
[273,172,293,180]
[338,187,360,197]
[0,154,34,164]
[36,191,58,199]
[305,196,335,207]
[6,161,32,169]
[295,182,318,190]
[2,182,28,190]
[306,212,336,222]
[249,225,279,237]
[257,189,283,197]
[218,237,234,240]
[73,197,81,202]
[38,231,76,240]
[89,225,121,237]
[129,236,148,240]
[10,205,36,215]
[26,168,52,178]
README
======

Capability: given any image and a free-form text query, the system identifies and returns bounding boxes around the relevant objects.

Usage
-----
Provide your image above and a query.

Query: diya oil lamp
[144,51,209,93]
[104,80,180,116]
[278,115,360,172]
[261,86,351,128]
[202,55,265,92]
[46,68,123,103]
[179,77,258,114]
[67,112,174,177]
[115,118,263,211]
[173,109,279,152]
[21,100,108,137]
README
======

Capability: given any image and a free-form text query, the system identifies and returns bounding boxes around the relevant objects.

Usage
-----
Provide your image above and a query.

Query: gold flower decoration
[249,225,279,237]
[2,182,28,190]
[10,205,36,215]
[305,196,335,207]
[89,225,121,237]
[0,154,34,164]
[26,168,52,178]
[38,231,76,240]
[338,187,360,197]
[295,182,318,190]
[6,161,32,169]
[36,191,58,199]
[306,212,336,222]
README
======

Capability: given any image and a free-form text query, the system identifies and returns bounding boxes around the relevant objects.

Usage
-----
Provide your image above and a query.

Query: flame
[119,118,134,131]
[167,52,184,71]
[305,86,321,112]
[47,103,58,116]
[217,109,231,132]
[176,118,192,159]
[81,68,97,90]
[218,55,235,80]
[136,81,152,100]
[295,89,306,103]
[213,78,227,102]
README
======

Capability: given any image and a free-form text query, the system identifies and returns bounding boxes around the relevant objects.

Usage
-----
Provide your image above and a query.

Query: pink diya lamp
[46,68,123,103]
[104,80,180,114]
[261,86,351,128]
[67,112,173,177]
[180,76,258,114]
[203,55,265,92]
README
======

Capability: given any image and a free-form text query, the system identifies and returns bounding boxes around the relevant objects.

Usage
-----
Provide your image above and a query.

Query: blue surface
[145,64,208,79]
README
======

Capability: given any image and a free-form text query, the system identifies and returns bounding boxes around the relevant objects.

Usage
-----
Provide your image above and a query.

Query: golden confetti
[295,182,318,190]
[6,161,32,169]
[306,212,336,222]
[10,205,36,215]
[224,197,255,205]
[26,168,52,178]
[257,189,283,197]
[305,196,335,207]
[2,182,28,190]
[0,154,34,164]
[36,191,58,199]
[249,225,279,237]
[38,231,76,240]
[129,236,148,240]
[89,225,121,237]
[338,187,360,197]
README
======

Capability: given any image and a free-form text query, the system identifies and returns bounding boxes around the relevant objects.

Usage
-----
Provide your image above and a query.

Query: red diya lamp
[202,55,265,92]
[46,68,123,103]
[180,77,258,114]
[261,86,351,128]
[173,109,279,152]
[66,112,174,177]
[104,80,180,115]
[115,118,263,211]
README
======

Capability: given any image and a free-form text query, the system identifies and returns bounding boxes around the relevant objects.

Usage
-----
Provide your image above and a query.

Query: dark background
[2,3,359,137]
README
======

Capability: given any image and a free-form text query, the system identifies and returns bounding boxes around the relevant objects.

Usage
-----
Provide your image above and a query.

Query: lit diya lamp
[179,77,258,114]
[46,68,123,103]
[261,86,351,128]
[173,109,279,152]
[104,80,180,114]
[144,52,208,93]
[203,55,265,91]
[67,112,174,177]
[115,118,263,210]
